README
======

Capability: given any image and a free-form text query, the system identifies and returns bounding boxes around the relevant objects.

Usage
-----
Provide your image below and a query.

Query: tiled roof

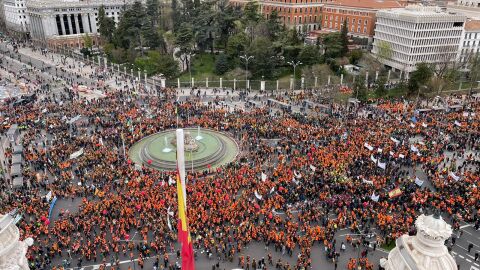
[327,0,405,9]
[465,19,480,30]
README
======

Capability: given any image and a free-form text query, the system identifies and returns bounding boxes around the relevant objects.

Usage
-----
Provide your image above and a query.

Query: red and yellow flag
[176,171,195,270]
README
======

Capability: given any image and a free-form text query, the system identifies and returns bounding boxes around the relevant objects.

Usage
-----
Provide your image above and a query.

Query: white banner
[390,137,400,145]
[362,179,373,185]
[364,143,374,151]
[454,120,462,127]
[410,145,419,153]
[415,177,424,187]
[449,172,460,181]
[370,155,377,164]
[69,148,84,159]
[254,190,263,200]
[378,162,386,170]
[310,165,316,172]
[371,193,380,202]
[261,172,267,182]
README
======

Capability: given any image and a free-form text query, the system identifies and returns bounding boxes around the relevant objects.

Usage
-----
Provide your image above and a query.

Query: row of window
[324,20,367,33]
[264,6,320,13]
[325,16,368,25]
[324,8,369,17]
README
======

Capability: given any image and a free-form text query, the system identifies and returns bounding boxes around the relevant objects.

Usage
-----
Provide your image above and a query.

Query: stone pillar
[276,80,279,91]
[340,74,344,85]
[82,14,89,33]
[260,76,265,91]
[161,78,166,88]
[177,78,180,89]
[301,76,305,89]
[117,64,120,73]
[206,77,208,88]
[67,14,73,35]
[375,70,379,81]
[191,77,194,87]
[314,76,318,88]
[458,81,462,90]
[246,80,250,90]
[98,56,101,67]
[328,75,331,85]
[220,78,223,88]
[233,78,236,90]
[144,73,147,84]
[130,69,133,78]
[124,66,126,74]
[74,14,80,35]
[60,14,66,36]
[289,76,294,90]
[387,70,391,82]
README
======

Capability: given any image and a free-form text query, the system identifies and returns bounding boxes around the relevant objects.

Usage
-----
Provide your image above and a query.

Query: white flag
[377,148,383,153]
[415,177,424,187]
[370,155,377,164]
[167,207,174,231]
[45,191,52,201]
[399,154,405,159]
[371,193,380,202]
[410,123,415,128]
[410,145,418,153]
[390,137,400,145]
[254,190,263,200]
[449,171,460,181]
[422,122,428,128]
[99,137,104,146]
[292,177,300,185]
[362,179,373,185]
[364,143,374,151]
[310,165,316,172]
[261,172,267,182]
[168,175,175,185]
[294,170,302,179]
[454,120,462,127]
[270,187,275,194]
[378,162,386,170]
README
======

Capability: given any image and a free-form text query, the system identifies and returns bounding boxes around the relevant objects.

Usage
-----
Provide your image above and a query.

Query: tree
[142,19,161,49]
[266,10,282,41]
[408,63,433,95]
[354,75,368,102]
[175,22,194,70]
[98,6,116,43]
[135,51,179,78]
[215,54,230,75]
[146,0,159,28]
[248,37,276,78]
[349,49,362,65]
[226,33,248,59]
[83,34,93,49]
[113,1,146,49]
[215,2,242,48]
[340,21,349,56]
[298,45,320,66]
[323,33,343,59]
[374,77,387,97]
[376,40,393,61]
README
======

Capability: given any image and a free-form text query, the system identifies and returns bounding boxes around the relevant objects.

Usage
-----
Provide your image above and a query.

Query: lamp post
[287,60,302,91]
[240,54,254,90]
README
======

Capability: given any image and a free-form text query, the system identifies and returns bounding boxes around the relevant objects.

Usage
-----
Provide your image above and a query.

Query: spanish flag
[176,170,195,270]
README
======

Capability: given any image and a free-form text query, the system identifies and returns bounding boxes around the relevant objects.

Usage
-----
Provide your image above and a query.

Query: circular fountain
[129,128,239,172]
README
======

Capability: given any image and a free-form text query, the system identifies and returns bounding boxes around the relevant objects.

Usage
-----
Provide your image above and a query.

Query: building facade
[457,0,480,7]
[26,0,133,48]
[321,0,406,39]
[380,213,457,270]
[372,5,466,75]
[458,19,480,68]
[0,211,34,270]
[3,0,29,38]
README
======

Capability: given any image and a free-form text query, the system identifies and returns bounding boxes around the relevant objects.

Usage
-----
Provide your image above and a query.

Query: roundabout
[128,128,239,172]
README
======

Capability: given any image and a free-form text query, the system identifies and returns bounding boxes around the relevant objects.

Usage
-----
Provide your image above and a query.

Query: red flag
[176,170,195,270]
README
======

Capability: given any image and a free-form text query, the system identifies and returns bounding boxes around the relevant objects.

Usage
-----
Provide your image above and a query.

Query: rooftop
[465,19,480,30]
[326,0,405,9]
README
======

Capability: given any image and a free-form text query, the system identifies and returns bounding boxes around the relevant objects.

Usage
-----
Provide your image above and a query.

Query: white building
[26,0,135,48]
[0,211,34,270]
[457,0,480,7]
[3,0,29,37]
[380,213,457,270]
[372,5,466,75]
[458,19,480,68]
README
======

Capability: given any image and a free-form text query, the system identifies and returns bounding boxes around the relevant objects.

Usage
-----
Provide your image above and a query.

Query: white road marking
[467,259,472,262]
[461,224,473,229]
[459,255,465,259]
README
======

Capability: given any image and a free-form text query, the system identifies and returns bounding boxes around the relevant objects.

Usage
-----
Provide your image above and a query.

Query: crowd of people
[0,42,479,270]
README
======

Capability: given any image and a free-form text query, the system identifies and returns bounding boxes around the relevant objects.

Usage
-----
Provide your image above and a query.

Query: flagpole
[176,129,187,208]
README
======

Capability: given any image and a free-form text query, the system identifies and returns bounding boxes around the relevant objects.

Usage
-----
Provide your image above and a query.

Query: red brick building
[229,0,408,37]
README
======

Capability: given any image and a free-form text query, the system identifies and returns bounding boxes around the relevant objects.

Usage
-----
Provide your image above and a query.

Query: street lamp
[287,60,302,91]
[240,54,254,90]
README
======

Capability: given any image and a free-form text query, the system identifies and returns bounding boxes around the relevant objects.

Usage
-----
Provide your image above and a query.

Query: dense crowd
[0,73,479,270]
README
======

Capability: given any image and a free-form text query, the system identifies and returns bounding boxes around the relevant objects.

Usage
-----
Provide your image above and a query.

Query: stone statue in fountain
[171,132,199,152]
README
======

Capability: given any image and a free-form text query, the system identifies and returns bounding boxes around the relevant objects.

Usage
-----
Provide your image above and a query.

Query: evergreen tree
[375,77,387,97]
[146,0,159,28]
[340,21,349,56]
[98,6,115,43]
[215,54,230,75]
[354,75,368,102]
[266,10,282,41]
